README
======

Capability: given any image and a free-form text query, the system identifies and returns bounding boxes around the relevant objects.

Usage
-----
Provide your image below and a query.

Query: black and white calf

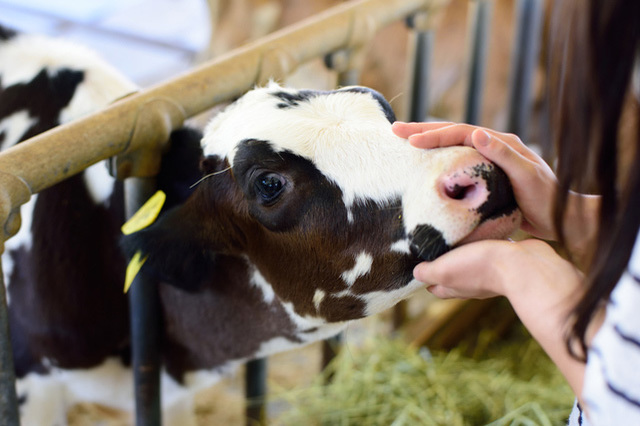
[1,25,521,425]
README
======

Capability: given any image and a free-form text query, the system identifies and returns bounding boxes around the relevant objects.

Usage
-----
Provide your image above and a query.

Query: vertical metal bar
[245,357,268,426]
[0,259,20,426]
[506,0,543,138]
[408,28,434,122]
[337,67,360,87]
[125,178,162,426]
[464,0,493,125]
[321,332,344,373]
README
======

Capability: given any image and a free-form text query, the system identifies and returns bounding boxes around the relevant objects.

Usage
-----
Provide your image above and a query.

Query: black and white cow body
[0,26,521,424]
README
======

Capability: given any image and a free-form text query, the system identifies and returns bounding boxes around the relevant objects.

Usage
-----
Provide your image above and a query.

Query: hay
[268,328,574,425]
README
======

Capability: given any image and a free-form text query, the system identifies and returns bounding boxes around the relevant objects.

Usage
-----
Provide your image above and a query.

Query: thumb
[471,129,528,181]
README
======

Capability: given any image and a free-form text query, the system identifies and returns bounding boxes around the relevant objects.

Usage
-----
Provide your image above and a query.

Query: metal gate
[0,0,543,424]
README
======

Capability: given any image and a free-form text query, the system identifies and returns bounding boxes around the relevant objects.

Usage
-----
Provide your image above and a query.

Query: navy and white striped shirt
[568,230,640,424]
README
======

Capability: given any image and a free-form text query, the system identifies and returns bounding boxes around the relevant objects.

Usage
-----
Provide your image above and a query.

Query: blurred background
[0,0,211,86]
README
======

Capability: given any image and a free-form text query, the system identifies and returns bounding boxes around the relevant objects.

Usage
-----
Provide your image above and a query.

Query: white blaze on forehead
[341,251,373,286]
[202,82,411,210]
[202,83,488,246]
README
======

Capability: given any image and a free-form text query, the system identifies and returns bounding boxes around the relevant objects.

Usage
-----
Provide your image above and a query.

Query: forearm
[507,282,604,401]
[499,247,594,398]
[519,307,586,397]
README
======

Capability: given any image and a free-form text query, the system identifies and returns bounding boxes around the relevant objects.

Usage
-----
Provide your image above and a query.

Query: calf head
[123,83,521,329]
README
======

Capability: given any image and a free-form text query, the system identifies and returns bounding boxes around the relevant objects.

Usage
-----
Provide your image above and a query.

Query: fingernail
[475,130,491,147]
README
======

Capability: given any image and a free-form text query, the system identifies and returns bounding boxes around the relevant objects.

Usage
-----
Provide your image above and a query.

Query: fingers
[471,130,534,182]
[426,285,466,300]
[395,122,479,149]
[412,240,514,300]
[391,121,456,140]
[394,122,541,165]
[471,128,544,164]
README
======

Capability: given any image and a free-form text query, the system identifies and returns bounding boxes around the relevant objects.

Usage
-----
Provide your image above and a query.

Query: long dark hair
[548,0,640,358]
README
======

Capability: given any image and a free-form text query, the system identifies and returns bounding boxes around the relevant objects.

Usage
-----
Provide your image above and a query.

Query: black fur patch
[120,208,216,292]
[474,165,518,221]
[272,90,317,109]
[338,86,397,123]
[233,138,346,232]
[156,126,204,208]
[270,87,396,124]
[120,126,207,291]
[0,68,84,145]
[409,224,450,261]
[0,25,17,41]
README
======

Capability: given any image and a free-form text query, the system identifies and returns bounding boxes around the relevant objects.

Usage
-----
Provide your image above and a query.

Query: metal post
[0,259,19,426]
[464,0,493,125]
[245,357,268,425]
[321,332,344,374]
[125,178,162,426]
[407,14,435,122]
[506,0,543,138]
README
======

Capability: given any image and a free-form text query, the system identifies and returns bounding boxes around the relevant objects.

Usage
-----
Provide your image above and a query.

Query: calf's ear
[120,125,214,291]
[121,153,241,292]
[120,203,215,292]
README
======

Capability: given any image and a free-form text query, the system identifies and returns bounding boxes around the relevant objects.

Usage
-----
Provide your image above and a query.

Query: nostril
[445,183,476,201]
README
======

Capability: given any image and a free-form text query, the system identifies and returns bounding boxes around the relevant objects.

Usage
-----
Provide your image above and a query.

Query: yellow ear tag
[121,190,165,292]
[121,190,166,235]
[124,251,148,293]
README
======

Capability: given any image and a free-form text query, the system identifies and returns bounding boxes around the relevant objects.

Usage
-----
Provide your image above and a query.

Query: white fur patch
[0,33,136,103]
[340,251,373,286]
[201,83,488,246]
[17,358,135,425]
[250,268,275,304]
[360,278,426,317]
[17,358,216,426]
[0,110,37,150]
[390,239,411,254]
[313,289,326,311]
[2,194,38,303]
[281,300,326,329]
[82,161,116,206]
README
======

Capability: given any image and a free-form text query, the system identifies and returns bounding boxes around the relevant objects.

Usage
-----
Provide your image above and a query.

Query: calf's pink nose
[438,170,489,208]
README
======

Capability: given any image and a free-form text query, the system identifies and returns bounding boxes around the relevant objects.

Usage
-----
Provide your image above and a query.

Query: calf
[1,26,521,425]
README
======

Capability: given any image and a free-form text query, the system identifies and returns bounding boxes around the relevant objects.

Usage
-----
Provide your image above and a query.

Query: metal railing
[0,0,544,424]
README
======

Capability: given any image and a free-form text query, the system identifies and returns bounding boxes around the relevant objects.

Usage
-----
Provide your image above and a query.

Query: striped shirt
[568,230,640,425]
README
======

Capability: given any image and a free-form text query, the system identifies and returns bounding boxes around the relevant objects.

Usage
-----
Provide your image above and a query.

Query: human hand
[392,122,558,241]
[414,238,589,396]
[416,239,581,306]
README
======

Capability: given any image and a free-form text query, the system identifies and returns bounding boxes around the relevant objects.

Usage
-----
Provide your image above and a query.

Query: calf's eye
[254,172,286,204]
